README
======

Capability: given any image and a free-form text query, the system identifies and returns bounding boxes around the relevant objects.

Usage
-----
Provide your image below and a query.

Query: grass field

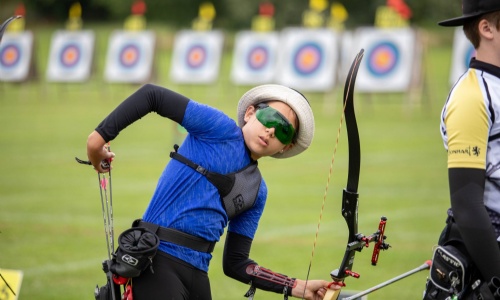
[0,24,455,299]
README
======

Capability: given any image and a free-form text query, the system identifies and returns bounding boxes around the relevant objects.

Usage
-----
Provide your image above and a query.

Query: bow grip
[342,188,359,243]
[323,288,341,300]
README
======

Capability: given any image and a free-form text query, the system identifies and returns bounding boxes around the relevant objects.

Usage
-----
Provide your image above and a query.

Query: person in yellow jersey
[423,0,500,299]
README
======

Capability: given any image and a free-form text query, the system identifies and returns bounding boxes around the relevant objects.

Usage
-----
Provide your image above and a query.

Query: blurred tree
[0,0,464,29]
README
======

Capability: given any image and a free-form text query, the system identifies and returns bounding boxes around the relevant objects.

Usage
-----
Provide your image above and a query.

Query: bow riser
[342,189,359,247]
[331,189,360,282]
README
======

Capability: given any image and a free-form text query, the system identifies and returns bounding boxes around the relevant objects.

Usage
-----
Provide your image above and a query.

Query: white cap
[237,84,315,158]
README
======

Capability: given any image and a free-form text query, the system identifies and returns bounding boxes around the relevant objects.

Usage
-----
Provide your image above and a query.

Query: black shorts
[132,250,212,300]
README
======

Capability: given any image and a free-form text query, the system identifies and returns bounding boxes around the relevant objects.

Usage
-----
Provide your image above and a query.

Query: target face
[230,31,278,85]
[355,27,416,92]
[59,44,81,67]
[104,30,155,83]
[0,44,21,68]
[170,30,224,84]
[277,28,338,91]
[119,44,140,68]
[292,42,322,76]
[0,32,33,82]
[366,42,399,77]
[185,45,206,69]
[247,45,268,70]
[46,30,95,82]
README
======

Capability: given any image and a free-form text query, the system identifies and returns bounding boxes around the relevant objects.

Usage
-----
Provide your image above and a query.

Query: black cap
[439,0,500,27]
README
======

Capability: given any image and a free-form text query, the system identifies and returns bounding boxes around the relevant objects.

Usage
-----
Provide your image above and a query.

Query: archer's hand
[292,279,341,300]
[87,130,115,173]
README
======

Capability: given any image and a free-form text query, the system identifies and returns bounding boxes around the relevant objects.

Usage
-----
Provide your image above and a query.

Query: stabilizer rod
[341,260,431,300]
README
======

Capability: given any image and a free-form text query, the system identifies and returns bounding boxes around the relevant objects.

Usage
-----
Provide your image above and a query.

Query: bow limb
[323,49,365,300]
[0,16,22,44]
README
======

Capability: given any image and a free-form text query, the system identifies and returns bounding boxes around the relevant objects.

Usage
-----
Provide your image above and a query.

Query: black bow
[323,49,390,300]
[334,48,364,281]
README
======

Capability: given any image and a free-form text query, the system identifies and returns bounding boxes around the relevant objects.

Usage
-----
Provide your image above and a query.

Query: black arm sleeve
[95,84,190,142]
[223,231,293,295]
[449,168,500,281]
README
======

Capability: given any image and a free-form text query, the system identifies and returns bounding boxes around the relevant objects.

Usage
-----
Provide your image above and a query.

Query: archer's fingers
[97,155,114,172]
[316,287,327,298]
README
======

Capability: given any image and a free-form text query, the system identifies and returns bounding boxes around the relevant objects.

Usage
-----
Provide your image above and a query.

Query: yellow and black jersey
[441,59,500,215]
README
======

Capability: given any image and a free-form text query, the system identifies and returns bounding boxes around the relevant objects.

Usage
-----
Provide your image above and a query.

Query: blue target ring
[247,45,268,71]
[59,44,80,68]
[292,42,322,76]
[119,44,140,68]
[0,43,21,68]
[464,46,476,69]
[366,42,399,77]
[186,44,206,69]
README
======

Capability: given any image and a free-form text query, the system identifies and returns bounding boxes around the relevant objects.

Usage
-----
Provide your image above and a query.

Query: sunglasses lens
[256,106,295,145]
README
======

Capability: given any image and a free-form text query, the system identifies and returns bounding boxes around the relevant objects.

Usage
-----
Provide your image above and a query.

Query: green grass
[0,25,455,299]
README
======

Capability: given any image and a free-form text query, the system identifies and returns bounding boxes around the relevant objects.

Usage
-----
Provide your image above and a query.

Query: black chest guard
[170,145,262,219]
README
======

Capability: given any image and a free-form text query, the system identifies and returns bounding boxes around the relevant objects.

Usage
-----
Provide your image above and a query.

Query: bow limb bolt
[322,49,390,300]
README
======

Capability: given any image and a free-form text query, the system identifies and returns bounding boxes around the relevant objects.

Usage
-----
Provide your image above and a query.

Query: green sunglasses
[255,103,296,145]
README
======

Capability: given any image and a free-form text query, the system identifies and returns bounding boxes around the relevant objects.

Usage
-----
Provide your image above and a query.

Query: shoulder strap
[170,144,235,197]
[169,144,262,219]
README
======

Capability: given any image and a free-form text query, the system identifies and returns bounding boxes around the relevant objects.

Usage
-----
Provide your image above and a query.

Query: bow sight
[329,216,390,281]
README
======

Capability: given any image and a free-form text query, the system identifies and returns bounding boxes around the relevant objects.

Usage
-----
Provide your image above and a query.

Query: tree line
[1,0,461,30]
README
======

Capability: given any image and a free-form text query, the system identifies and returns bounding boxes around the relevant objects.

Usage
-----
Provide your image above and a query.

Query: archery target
[104,30,155,83]
[119,44,140,67]
[230,31,279,85]
[449,27,476,85]
[292,42,323,75]
[366,42,399,76]
[247,46,268,69]
[186,45,206,68]
[170,30,224,84]
[277,28,338,91]
[60,44,80,67]
[354,27,416,92]
[1,44,21,67]
[46,30,95,82]
[0,31,33,82]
